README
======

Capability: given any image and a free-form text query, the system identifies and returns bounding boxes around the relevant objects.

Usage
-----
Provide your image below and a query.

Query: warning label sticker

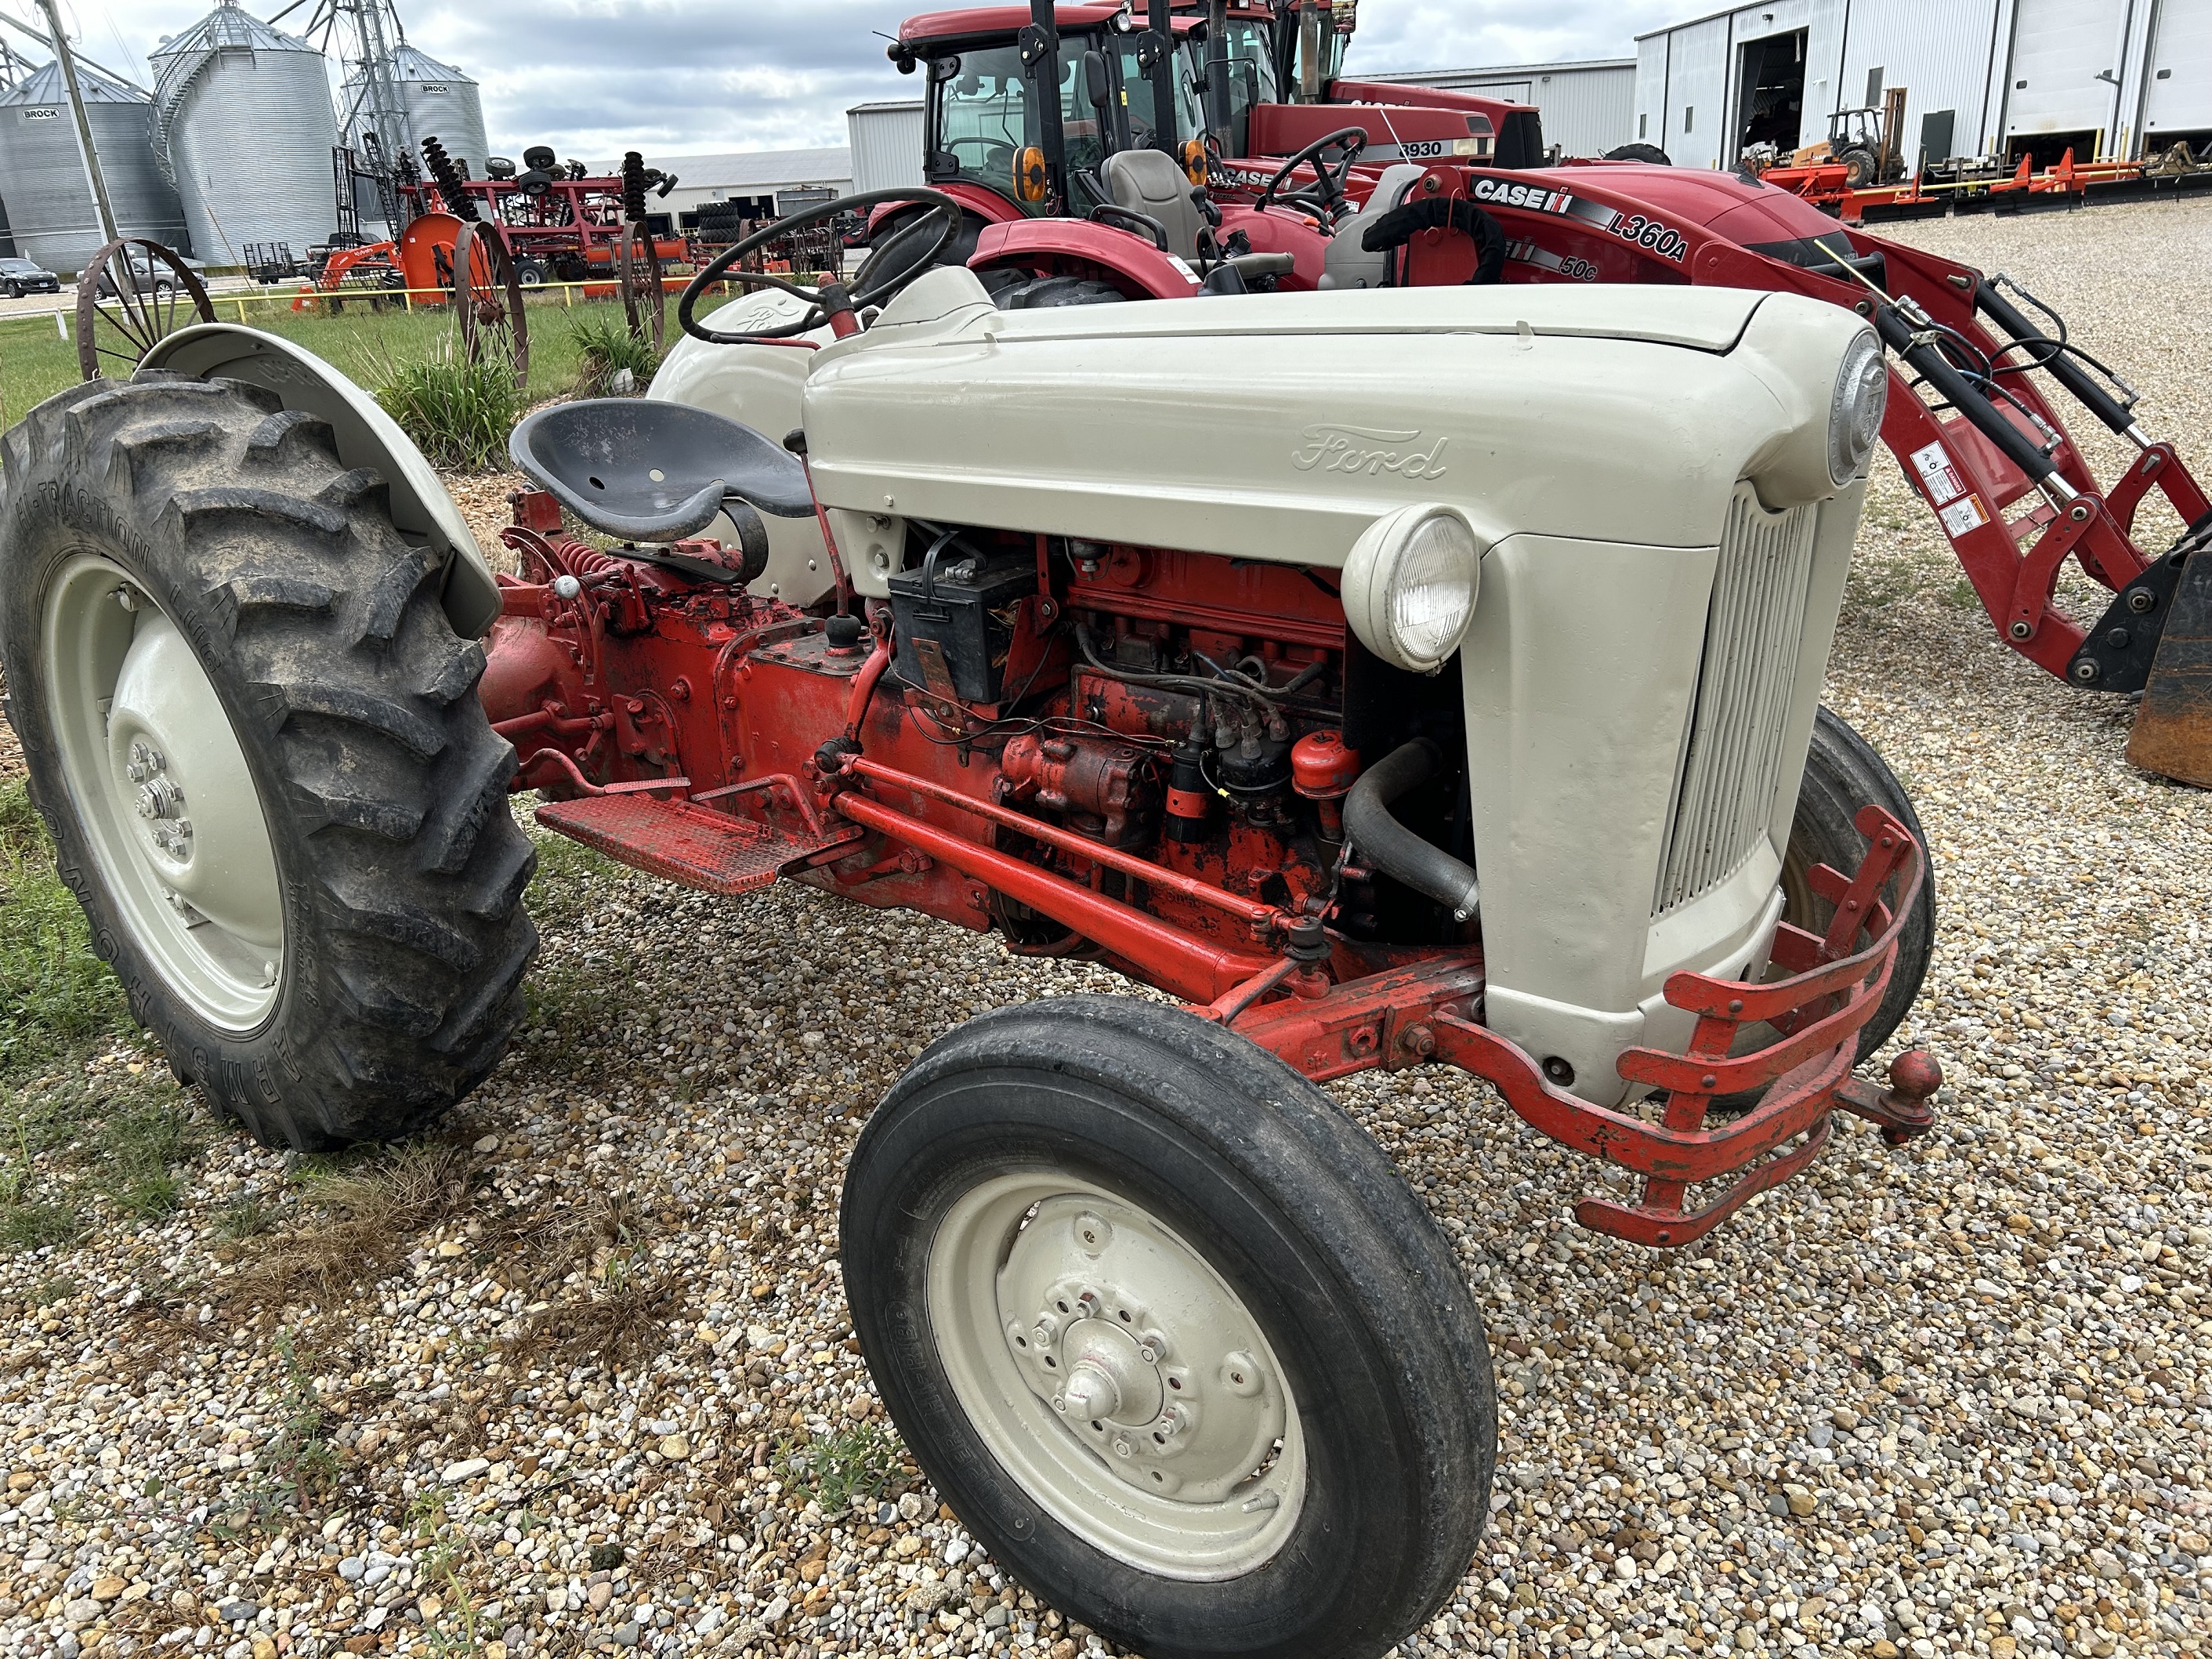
[1910,440,1967,505]
[1937,493,1989,537]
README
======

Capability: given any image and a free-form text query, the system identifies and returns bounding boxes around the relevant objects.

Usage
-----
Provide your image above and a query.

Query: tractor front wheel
[0,371,538,1148]
[842,996,1494,1659]
[1786,705,1935,1062]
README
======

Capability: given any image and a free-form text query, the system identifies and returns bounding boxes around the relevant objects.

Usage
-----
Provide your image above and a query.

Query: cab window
[924,36,1112,213]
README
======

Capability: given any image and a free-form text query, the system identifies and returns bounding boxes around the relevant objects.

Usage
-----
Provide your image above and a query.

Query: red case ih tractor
[784,0,2212,787]
[2,163,1941,1650]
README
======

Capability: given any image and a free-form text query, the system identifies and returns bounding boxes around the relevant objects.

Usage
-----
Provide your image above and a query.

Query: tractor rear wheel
[842,996,1494,1659]
[1785,705,1935,1061]
[0,371,538,1148]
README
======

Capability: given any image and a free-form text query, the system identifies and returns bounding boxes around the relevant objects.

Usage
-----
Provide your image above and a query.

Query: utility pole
[34,0,120,247]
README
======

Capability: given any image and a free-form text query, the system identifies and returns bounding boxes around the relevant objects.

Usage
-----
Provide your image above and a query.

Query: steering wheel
[678,187,963,345]
[1255,127,1368,222]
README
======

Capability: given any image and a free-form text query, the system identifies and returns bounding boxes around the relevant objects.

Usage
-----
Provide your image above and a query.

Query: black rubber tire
[842,996,1495,1659]
[1606,143,1673,165]
[1785,705,1935,1062]
[0,370,538,1148]
[516,258,547,288]
[1840,147,1878,190]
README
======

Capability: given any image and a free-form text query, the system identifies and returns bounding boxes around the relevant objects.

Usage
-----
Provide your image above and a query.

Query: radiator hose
[1341,738,1481,922]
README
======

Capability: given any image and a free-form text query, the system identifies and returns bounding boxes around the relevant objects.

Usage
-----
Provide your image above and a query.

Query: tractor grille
[1652,487,1819,916]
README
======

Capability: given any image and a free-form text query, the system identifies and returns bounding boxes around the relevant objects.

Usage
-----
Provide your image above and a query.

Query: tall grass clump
[372,339,523,470]
[569,311,659,397]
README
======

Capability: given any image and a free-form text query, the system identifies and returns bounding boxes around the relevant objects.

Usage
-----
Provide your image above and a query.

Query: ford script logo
[1291,424,1449,480]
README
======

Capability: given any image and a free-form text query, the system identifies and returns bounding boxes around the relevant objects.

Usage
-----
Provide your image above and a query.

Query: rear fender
[969,219,1200,299]
[141,324,504,638]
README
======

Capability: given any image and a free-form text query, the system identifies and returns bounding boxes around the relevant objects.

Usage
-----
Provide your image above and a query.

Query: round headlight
[1341,505,1482,674]
[1828,328,1888,486]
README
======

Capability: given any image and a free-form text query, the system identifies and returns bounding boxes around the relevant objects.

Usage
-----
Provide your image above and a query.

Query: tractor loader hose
[1973,277,2139,440]
[1341,738,1481,923]
[1870,304,2057,487]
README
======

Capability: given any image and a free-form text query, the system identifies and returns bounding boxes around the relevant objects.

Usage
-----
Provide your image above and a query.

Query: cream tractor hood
[798,268,1872,595]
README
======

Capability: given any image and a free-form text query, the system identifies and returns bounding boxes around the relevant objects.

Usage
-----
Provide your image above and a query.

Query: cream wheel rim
[42,554,284,1031]
[925,1171,1305,1580]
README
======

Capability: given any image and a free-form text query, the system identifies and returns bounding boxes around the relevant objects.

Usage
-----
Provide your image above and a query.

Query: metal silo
[151,0,338,268]
[348,44,489,178]
[0,60,190,274]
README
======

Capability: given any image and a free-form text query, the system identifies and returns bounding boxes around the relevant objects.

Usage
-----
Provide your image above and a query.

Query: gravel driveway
[0,197,2207,1659]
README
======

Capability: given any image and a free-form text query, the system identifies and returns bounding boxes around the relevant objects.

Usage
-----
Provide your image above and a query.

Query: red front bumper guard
[1232,805,1939,1248]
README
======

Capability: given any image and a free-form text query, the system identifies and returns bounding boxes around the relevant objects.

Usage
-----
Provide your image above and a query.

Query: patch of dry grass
[498,1187,678,1375]
[226,1141,483,1314]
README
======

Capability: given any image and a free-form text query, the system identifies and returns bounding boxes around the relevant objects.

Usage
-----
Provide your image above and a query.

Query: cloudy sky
[18,0,1683,159]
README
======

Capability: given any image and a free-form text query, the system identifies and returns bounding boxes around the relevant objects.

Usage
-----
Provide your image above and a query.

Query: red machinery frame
[487,507,1940,1251]
[396,175,686,286]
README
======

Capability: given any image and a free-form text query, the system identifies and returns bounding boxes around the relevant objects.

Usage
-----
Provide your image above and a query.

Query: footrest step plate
[534,794,859,895]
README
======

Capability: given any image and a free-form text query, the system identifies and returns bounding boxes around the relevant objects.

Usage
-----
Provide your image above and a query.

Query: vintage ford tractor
[0,189,1940,1657]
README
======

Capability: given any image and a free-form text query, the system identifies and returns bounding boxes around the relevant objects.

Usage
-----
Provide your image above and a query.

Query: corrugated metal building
[1635,0,2212,172]
[0,60,190,273]
[598,148,853,220]
[1370,60,1637,159]
[849,101,925,193]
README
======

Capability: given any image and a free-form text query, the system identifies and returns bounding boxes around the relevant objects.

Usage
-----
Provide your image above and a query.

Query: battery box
[887,544,1037,705]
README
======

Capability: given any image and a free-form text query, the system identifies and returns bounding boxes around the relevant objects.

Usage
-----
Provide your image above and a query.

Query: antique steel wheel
[74,237,215,382]
[617,221,664,352]
[843,997,1495,1659]
[451,219,529,387]
[0,371,538,1146]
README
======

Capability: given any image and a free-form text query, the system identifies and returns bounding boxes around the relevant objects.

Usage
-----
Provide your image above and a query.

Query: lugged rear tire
[0,369,538,1149]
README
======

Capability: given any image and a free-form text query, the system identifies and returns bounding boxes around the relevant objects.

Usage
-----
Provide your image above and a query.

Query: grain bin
[0,60,189,274]
[151,0,338,267]
[386,44,488,177]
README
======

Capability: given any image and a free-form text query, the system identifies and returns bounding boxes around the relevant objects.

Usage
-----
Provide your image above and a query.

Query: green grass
[375,338,527,470]
[0,289,751,439]
[775,1421,904,1512]
[0,780,205,1246]
[568,310,660,397]
[0,781,130,1078]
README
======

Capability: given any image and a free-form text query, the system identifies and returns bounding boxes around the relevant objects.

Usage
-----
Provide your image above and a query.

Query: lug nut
[2127,589,2156,614]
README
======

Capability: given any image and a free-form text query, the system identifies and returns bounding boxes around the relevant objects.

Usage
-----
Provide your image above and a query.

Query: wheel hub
[997,1200,1287,1502]
[927,1173,1307,1580]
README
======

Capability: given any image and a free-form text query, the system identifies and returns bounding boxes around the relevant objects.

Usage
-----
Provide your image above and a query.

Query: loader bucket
[2127,520,2212,788]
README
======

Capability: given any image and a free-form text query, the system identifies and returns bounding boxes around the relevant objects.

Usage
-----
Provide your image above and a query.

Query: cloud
[65,0,1681,159]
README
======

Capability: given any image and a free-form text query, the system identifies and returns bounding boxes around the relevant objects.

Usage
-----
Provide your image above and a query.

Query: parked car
[92,248,210,299]
[0,258,60,299]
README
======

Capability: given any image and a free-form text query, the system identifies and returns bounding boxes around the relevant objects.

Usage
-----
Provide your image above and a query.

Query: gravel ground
[0,197,2207,1659]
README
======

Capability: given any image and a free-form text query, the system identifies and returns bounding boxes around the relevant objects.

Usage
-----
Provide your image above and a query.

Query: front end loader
[2,187,1940,1657]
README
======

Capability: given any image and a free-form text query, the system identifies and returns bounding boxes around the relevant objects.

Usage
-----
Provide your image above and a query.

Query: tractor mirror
[1083,50,1113,110]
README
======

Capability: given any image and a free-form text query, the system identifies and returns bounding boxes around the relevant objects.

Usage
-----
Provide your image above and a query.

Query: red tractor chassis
[488,510,1939,1250]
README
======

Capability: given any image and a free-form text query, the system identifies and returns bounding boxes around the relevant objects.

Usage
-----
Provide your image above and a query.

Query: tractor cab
[896,4,1207,223]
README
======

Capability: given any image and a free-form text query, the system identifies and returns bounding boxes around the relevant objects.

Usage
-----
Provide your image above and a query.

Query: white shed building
[603,147,853,221]
[849,101,925,194]
[1370,60,1637,159]
[1634,0,2211,170]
